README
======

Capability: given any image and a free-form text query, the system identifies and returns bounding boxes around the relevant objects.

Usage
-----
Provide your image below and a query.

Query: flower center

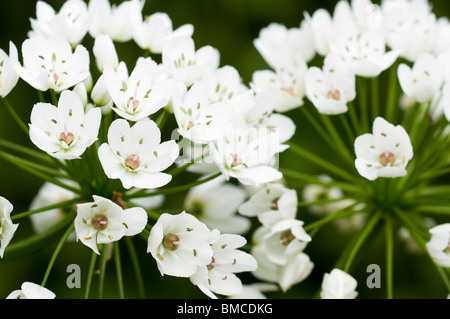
[92,214,108,231]
[163,234,180,251]
[327,89,341,100]
[231,154,243,167]
[59,131,75,145]
[444,242,450,254]
[187,121,195,130]
[280,229,295,246]
[206,257,216,270]
[379,151,395,166]
[125,154,140,170]
[270,197,279,210]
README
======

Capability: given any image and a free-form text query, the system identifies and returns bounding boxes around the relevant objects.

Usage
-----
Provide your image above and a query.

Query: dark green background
[0,0,449,299]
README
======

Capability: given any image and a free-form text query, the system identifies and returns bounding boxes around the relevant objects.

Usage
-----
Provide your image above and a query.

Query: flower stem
[125,237,146,299]
[384,216,394,299]
[114,242,125,299]
[356,76,370,133]
[385,63,399,123]
[304,202,362,233]
[41,223,75,287]
[84,250,98,299]
[1,97,29,135]
[11,197,83,221]
[98,244,109,299]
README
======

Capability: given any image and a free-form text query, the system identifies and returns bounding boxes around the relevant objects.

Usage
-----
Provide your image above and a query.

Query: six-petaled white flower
[0,196,19,258]
[320,268,358,299]
[426,223,450,268]
[75,195,148,254]
[98,118,179,189]
[354,117,413,181]
[0,44,19,98]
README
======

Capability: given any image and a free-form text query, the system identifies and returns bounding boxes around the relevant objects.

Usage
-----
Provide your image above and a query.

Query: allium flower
[305,52,356,115]
[29,90,101,160]
[238,183,298,228]
[103,57,176,121]
[277,252,314,292]
[426,223,450,268]
[130,11,194,54]
[6,282,55,299]
[262,219,311,265]
[93,34,119,73]
[190,229,258,299]
[11,35,90,92]
[354,117,413,181]
[147,211,213,277]
[75,195,148,254]
[320,268,358,299]
[398,53,444,103]
[0,45,19,97]
[173,82,233,144]
[98,118,179,189]
[0,196,18,258]
[29,0,90,45]
[184,176,250,235]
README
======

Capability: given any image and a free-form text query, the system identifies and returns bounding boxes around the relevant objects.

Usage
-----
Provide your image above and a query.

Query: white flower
[190,229,258,299]
[209,127,285,186]
[262,218,311,265]
[29,90,101,160]
[303,8,334,56]
[277,252,314,292]
[302,175,346,216]
[130,11,194,54]
[88,0,144,42]
[426,223,450,268]
[0,196,18,258]
[354,117,413,181]
[98,118,179,189]
[238,183,298,228]
[0,44,19,97]
[398,53,444,103]
[103,57,176,121]
[29,181,77,236]
[305,52,356,115]
[320,268,358,299]
[161,36,220,87]
[93,34,119,72]
[11,35,90,92]
[173,82,233,144]
[147,211,213,277]
[184,176,250,235]
[75,195,148,254]
[6,282,55,299]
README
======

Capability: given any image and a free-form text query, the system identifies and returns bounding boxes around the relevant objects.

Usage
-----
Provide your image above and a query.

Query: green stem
[41,223,75,287]
[98,244,109,299]
[0,139,55,165]
[347,101,362,135]
[114,242,125,299]
[343,211,382,273]
[1,97,29,135]
[11,197,83,221]
[125,237,146,299]
[385,216,394,299]
[318,113,354,164]
[357,76,369,133]
[304,202,362,232]
[50,89,59,106]
[371,76,380,121]
[386,63,399,123]
[84,251,98,299]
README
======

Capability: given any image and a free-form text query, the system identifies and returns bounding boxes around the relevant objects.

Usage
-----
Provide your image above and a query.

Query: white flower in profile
[103,57,176,121]
[10,35,90,92]
[354,117,413,181]
[209,127,285,186]
[147,211,213,277]
[75,195,148,254]
[93,34,119,73]
[238,183,298,228]
[303,8,334,56]
[277,252,314,292]
[0,196,18,258]
[0,44,19,97]
[190,229,258,299]
[426,223,450,268]
[320,268,358,299]
[130,11,194,54]
[262,218,311,265]
[98,119,179,189]
[88,0,144,42]
[29,90,101,160]
[6,282,55,299]
[398,53,444,103]
[305,52,356,115]
[184,176,250,235]
[250,227,278,283]
[173,82,233,144]
[29,181,77,236]
[161,36,220,87]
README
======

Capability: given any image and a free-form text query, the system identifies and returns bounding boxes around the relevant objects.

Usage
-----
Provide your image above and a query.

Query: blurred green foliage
[0,0,449,299]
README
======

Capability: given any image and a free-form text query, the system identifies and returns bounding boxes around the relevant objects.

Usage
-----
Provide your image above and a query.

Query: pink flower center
[125,154,140,170]
[60,131,74,145]
[92,214,108,231]
[379,151,395,166]
[327,89,341,100]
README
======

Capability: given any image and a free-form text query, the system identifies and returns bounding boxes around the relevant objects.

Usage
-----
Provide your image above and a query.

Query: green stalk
[371,77,380,121]
[84,251,98,299]
[125,237,146,299]
[11,197,83,221]
[41,223,75,287]
[0,138,56,165]
[356,76,369,133]
[347,101,362,135]
[98,244,109,299]
[1,97,29,135]
[318,113,354,164]
[343,211,382,273]
[114,242,125,299]
[303,202,362,233]
[386,64,399,123]
[385,216,394,299]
